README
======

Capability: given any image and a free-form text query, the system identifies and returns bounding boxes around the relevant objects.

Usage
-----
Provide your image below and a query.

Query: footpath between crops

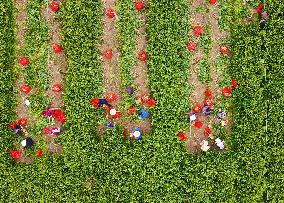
[9,1,67,163]
[42,0,67,154]
[92,0,155,142]
[12,0,34,163]
[180,0,235,154]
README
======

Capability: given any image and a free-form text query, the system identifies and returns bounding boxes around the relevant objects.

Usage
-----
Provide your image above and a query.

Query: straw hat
[21,139,27,147]
[110,108,117,116]
[133,130,141,138]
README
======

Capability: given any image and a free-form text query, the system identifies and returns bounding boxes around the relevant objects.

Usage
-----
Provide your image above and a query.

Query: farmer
[51,127,61,136]
[139,109,150,120]
[123,128,129,139]
[12,124,23,136]
[98,98,112,108]
[91,98,112,108]
[20,128,35,149]
[217,110,226,120]
[202,106,212,116]
[20,137,35,149]
[105,120,115,129]
[200,140,210,152]
[215,138,225,149]
[257,4,268,29]
[131,127,142,140]
[184,112,197,122]
[259,11,268,29]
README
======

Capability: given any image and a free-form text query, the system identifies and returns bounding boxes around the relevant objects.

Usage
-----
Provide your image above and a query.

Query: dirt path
[14,0,33,163]
[100,0,121,104]
[128,0,151,135]
[97,0,122,134]
[42,0,66,154]
[208,3,229,99]
[15,0,34,123]
[186,0,231,153]
[44,0,67,109]
[208,2,231,135]
[186,0,209,153]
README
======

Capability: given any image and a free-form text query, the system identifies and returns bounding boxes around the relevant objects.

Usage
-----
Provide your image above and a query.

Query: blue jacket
[139,109,150,120]
[105,120,115,129]
[98,98,110,107]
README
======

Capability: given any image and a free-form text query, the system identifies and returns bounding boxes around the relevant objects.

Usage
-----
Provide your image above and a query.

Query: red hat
[56,113,67,123]
[194,121,203,128]
[203,98,213,107]
[52,44,63,53]
[135,1,145,11]
[8,122,17,129]
[128,107,137,115]
[147,98,156,107]
[91,98,100,108]
[19,57,29,66]
[36,149,44,157]
[231,79,238,89]
[257,4,264,15]
[220,44,229,55]
[205,89,212,97]
[141,94,150,103]
[53,109,63,117]
[193,103,202,113]
[43,128,52,135]
[138,51,147,61]
[187,41,197,51]
[106,93,117,102]
[51,84,62,92]
[106,8,115,18]
[10,150,22,160]
[104,49,113,59]
[20,84,31,93]
[222,87,232,97]
[177,132,186,141]
[113,111,121,119]
[193,25,203,36]
[204,127,212,137]
[50,1,60,12]
[209,0,217,5]
[18,118,28,126]
[53,109,67,123]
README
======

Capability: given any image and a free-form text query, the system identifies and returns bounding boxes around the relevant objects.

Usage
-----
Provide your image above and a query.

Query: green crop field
[0,0,283,202]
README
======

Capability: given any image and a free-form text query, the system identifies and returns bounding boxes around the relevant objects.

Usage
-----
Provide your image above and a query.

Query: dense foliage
[0,0,16,163]
[0,0,283,202]
[264,1,284,200]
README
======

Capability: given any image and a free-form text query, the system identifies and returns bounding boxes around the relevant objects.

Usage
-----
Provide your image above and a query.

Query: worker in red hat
[257,4,268,29]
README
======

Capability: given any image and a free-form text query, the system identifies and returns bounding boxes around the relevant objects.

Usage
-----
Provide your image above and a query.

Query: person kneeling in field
[91,98,112,108]
[105,120,115,129]
[99,98,112,108]
[13,124,23,136]
[20,128,35,149]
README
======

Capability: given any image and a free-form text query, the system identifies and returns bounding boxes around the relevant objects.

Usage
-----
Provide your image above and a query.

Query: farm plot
[0,0,283,202]
[91,0,155,141]
[182,0,234,153]
[8,0,66,163]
